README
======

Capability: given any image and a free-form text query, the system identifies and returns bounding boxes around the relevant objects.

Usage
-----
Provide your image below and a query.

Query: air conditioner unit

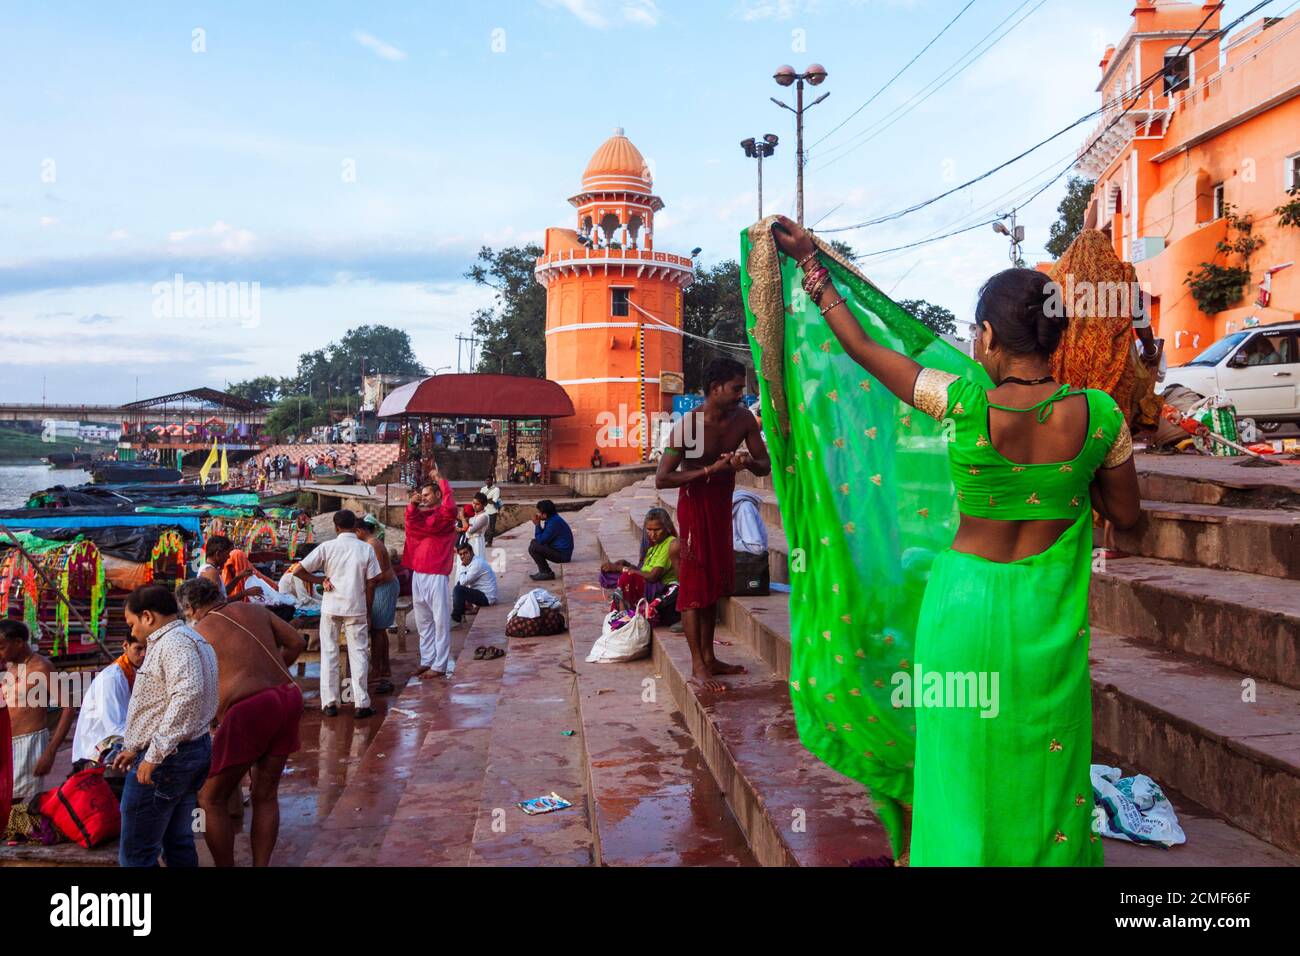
[1131,236,1166,262]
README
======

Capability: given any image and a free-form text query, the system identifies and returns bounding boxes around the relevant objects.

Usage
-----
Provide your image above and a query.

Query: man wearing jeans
[452,542,499,623]
[111,585,219,868]
[528,499,574,581]
[294,510,383,718]
[402,468,459,679]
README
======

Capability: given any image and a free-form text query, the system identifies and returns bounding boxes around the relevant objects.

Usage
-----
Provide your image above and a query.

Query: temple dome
[581,127,653,194]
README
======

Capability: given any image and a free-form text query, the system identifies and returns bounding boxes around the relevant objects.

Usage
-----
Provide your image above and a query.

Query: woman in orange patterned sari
[1048,230,1161,431]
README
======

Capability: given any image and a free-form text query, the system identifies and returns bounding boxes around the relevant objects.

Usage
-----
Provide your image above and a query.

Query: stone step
[709,578,1300,863]
[1136,454,1300,509]
[591,500,892,866]
[562,553,755,866]
[650,619,893,866]
[1091,556,1300,690]
[1091,629,1300,857]
[594,480,1300,865]
[1107,500,1300,580]
[650,484,1299,692]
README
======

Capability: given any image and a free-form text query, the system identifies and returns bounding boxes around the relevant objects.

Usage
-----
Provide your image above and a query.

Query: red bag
[37,767,121,849]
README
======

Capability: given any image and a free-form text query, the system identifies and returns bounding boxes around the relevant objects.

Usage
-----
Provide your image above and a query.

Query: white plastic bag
[1090,764,1187,847]
[586,599,652,663]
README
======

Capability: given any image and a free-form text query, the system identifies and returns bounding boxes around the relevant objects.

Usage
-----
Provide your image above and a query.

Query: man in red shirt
[402,465,459,679]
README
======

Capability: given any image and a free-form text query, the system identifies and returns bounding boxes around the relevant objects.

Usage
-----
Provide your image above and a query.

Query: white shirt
[298,532,381,618]
[456,556,499,605]
[466,511,490,558]
[71,663,131,763]
[198,563,227,598]
[732,490,768,555]
[479,484,500,515]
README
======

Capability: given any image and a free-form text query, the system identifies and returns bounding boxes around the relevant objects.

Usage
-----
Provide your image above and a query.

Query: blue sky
[0,0,1267,402]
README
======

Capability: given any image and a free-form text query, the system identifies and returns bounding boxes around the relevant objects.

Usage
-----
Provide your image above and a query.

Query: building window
[1163,47,1191,95]
[612,288,630,317]
[1287,153,1300,191]
[1213,183,1226,220]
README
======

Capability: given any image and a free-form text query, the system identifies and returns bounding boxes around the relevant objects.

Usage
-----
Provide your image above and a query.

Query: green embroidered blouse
[913,367,1133,521]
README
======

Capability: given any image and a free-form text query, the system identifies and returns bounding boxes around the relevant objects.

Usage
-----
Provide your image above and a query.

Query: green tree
[227,375,287,406]
[897,298,959,337]
[264,396,322,440]
[682,259,748,393]
[292,325,424,398]
[466,245,547,377]
[1045,176,1096,259]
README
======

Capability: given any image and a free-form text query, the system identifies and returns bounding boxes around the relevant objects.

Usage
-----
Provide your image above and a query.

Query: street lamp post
[500,350,522,374]
[771,64,828,225]
[740,135,779,220]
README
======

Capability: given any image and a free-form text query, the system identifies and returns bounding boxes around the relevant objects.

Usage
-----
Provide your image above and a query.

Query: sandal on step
[482,646,506,660]
[473,646,487,660]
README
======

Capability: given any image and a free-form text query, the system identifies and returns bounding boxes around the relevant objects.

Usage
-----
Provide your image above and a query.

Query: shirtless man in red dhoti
[656,357,770,692]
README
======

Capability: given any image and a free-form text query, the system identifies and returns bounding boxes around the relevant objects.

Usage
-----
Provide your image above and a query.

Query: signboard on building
[659,370,684,395]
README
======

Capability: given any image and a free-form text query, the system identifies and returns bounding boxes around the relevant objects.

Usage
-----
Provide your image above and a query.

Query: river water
[0,463,93,509]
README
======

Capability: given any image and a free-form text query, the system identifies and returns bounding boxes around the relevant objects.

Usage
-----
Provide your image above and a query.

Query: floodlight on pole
[740,133,779,219]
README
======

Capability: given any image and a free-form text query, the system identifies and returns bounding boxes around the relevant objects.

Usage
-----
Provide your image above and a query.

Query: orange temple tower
[536,128,694,469]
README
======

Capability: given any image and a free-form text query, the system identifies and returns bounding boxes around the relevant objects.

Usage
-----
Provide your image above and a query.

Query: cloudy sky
[0,0,1267,402]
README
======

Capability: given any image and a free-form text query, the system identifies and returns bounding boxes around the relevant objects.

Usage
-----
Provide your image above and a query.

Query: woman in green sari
[746,216,1140,866]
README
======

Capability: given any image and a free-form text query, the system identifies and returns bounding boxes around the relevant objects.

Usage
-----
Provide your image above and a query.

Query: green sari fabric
[741,219,991,855]
[742,218,1115,865]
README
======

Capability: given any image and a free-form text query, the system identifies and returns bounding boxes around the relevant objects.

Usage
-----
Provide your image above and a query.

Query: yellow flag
[199,438,219,484]
[220,445,229,484]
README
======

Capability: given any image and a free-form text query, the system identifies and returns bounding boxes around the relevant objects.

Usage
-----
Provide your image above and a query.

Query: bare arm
[771,216,924,406]
[292,565,325,586]
[1090,456,1140,530]
[268,611,306,667]
[741,413,771,477]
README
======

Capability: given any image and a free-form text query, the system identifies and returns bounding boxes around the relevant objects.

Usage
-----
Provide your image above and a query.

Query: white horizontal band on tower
[554,377,663,386]
[545,322,681,336]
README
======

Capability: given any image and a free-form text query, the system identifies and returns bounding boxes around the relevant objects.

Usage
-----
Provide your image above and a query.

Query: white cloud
[167,220,258,254]
[352,30,407,61]
[542,0,661,29]
[109,229,129,241]
[39,216,58,227]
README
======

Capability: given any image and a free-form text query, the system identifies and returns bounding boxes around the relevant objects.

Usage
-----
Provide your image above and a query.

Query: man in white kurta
[294,510,382,717]
[71,636,145,767]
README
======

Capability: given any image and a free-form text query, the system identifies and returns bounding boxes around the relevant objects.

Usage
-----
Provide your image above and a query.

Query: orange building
[1077,1,1300,363]
[535,128,694,469]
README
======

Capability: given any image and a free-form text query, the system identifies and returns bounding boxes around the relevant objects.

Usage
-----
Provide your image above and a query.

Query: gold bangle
[819,296,846,315]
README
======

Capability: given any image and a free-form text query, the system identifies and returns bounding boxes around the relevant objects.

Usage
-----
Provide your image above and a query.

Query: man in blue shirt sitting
[528,499,573,581]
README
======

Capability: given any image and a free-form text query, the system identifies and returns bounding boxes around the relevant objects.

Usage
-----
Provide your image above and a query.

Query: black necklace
[999,375,1054,387]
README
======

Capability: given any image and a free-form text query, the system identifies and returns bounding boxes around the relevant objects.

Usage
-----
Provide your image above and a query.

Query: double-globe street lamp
[771,64,828,226]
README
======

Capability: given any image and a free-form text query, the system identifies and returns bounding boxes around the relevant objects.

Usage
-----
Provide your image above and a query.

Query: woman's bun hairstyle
[974,268,1067,357]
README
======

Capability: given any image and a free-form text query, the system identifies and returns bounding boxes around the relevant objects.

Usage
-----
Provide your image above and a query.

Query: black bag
[731,550,770,597]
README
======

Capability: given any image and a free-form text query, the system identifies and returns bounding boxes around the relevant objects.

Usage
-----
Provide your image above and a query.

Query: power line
[846,2,1300,263]
[809,0,979,152]
[812,0,1046,170]
[819,0,1276,235]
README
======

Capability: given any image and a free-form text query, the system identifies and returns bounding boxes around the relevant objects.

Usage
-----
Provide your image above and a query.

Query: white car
[1162,321,1300,425]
